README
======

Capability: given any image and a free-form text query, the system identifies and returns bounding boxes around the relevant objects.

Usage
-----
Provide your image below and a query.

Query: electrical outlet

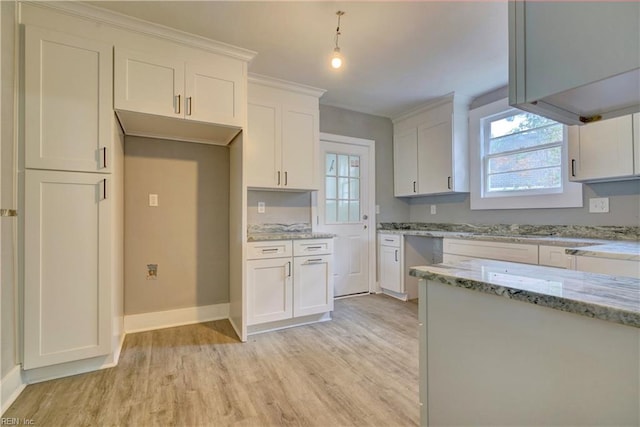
[258,202,266,213]
[149,194,158,207]
[589,197,609,213]
[430,205,437,215]
[375,205,380,215]
[146,264,158,280]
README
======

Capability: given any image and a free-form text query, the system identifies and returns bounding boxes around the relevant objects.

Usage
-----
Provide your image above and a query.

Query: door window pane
[325,152,361,224]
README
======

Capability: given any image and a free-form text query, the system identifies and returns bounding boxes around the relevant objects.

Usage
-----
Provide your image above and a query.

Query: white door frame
[314,132,376,294]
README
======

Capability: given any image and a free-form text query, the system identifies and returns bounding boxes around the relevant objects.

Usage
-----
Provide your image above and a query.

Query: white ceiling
[88,1,509,119]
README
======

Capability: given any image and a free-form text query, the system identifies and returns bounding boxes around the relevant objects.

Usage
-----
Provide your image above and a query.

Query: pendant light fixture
[331,11,345,69]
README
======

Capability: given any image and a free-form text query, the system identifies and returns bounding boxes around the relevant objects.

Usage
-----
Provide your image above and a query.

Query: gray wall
[1,0,17,378]
[247,190,311,226]
[408,181,640,226]
[124,137,230,315]
[319,104,409,223]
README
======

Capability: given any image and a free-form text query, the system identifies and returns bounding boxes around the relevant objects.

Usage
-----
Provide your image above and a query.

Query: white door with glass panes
[316,137,374,297]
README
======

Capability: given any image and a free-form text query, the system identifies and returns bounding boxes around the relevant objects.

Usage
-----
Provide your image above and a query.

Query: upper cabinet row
[392,94,469,197]
[568,114,640,182]
[114,48,246,145]
[246,75,325,191]
[509,1,639,125]
[25,23,250,176]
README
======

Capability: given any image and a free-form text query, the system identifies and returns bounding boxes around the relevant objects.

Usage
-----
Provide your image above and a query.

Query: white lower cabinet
[378,234,403,294]
[24,170,112,369]
[574,256,640,279]
[246,257,293,325]
[247,239,333,329]
[293,255,333,317]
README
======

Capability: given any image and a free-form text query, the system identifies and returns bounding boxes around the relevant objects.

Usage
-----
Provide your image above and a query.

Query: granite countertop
[410,259,640,328]
[247,223,334,242]
[247,232,335,242]
[377,223,640,261]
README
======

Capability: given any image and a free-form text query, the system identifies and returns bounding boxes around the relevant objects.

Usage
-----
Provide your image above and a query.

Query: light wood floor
[5,294,419,426]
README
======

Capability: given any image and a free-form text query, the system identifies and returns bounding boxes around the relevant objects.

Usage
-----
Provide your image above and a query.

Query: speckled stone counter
[378,223,640,261]
[247,223,334,241]
[379,222,640,241]
[410,259,640,328]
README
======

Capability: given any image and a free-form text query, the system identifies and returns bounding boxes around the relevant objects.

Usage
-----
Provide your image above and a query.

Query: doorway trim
[315,132,376,294]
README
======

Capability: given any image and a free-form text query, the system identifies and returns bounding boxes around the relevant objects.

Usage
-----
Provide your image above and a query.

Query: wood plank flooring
[5,294,419,426]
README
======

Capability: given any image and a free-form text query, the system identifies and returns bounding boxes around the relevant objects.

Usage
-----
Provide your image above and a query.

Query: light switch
[258,202,265,213]
[149,194,158,207]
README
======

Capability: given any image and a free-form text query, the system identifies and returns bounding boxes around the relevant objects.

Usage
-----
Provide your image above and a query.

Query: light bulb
[331,48,343,69]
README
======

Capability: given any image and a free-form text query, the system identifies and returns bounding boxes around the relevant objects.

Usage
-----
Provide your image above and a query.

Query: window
[324,153,360,223]
[483,111,563,197]
[469,98,582,210]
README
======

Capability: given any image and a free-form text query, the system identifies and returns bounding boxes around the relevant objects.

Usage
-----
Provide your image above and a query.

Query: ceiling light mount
[331,10,346,69]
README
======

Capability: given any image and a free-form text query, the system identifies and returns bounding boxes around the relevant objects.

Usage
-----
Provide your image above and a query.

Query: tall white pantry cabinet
[23,26,115,369]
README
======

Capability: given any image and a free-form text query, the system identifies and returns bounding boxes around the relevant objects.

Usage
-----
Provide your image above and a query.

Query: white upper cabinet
[114,49,184,119]
[509,1,640,125]
[114,47,247,145]
[247,75,325,191]
[393,128,418,196]
[24,26,112,173]
[392,94,469,197]
[568,115,635,182]
[634,114,640,177]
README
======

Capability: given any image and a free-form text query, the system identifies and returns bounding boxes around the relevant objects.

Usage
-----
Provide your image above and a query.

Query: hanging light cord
[335,11,344,50]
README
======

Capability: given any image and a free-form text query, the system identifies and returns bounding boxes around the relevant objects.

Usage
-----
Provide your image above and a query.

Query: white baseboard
[124,303,230,334]
[1,365,26,415]
[247,312,332,335]
[381,288,409,301]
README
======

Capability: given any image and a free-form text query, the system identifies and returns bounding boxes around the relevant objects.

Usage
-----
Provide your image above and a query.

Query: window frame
[469,98,583,210]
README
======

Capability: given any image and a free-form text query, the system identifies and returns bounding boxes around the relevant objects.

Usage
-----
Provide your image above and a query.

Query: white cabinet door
[569,115,634,181]
[114,48,184,119]
[418,121,453,195]
[379,244,402,293]
[24,170,111,369]
[539,245,575,269]
[293,255,333,317]
[575,256,640,279]
[185,60,243,127]
[393,128,418,196]
[246,101,281,188]
[25,26,112,173]
[246,258,293,325]
[281,106,319,190]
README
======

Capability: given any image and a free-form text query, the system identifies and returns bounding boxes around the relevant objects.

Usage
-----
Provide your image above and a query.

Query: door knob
[362,214,368,220]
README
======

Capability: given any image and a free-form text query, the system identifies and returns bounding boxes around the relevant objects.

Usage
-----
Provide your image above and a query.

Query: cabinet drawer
[293,239,333,256]
[443,239,539,265]
[379,234,401,248]
[247,241,292,260]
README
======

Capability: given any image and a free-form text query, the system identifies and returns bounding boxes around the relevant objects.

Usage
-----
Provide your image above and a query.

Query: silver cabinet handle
[395,249,398,262]
[571,159,576,177]
[305,246,322,250]
[187,96,192,116]
[102,178,107,200]
[384,239,394,242]
[277,171,281,186]
[447,176,452,190]
[284,171,288,186]
[102,147,107,169]
[261,248,279,253]
[306,258,323,264]
[175,95,181,114]
[287,261,292,277]
[413,181,416,193]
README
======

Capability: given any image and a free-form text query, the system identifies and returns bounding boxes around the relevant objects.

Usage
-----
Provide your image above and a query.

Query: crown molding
[20,1,257,63]
[391,92,472,124]
[249,73,326,98]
